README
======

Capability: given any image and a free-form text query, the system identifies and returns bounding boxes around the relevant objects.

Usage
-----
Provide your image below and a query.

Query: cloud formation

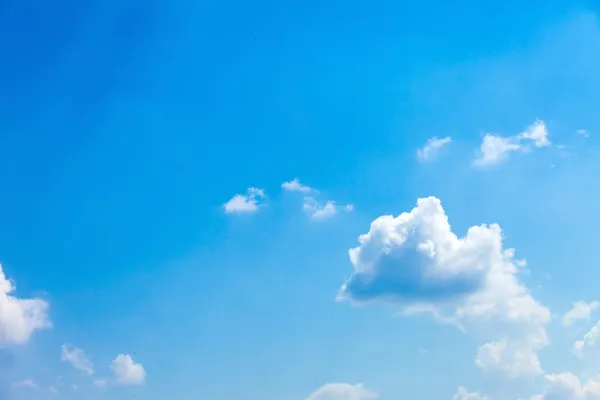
[223,187,266,214]
[282,178,314,193]
[474,120,550,166]
[416,136,452,161]
[531,372,600,400]
[563,301,600,326]
[303,197,353,220]
[111,354,146,385]
[452,387,487,400]
[0,264,50,345]
[306,383,377,400]
[339,197,550,376]
[574,319,600,353]
[61,344,94,375]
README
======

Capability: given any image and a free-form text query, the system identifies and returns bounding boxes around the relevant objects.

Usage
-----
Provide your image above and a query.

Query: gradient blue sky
[1,1,600,399]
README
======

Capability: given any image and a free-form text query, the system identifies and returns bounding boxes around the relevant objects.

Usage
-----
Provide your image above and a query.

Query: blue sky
[1,0,600,399]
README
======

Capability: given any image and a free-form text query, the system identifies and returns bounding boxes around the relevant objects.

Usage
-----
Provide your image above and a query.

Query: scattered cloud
[519,120,551,147]
[531,372,600,400]
[338,196,550,376]
[11,379,38,390]
[223,187,266,214]
[0,264,50,344]
[61,344,94,375]
[473,134,522,166]
[473,120,550,166]
[452,387,487,400]
[111,354,146,385]
[306,383,377,400]
[48,386,59,394]
[416,136,452,161]
[574,319,600,353]
[303,197,353,220]
[282,178,315,193]
[576,129,590,138]
[563,301,600,326]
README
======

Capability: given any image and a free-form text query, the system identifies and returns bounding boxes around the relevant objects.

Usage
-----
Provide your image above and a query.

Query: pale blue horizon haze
[1,1,600,399]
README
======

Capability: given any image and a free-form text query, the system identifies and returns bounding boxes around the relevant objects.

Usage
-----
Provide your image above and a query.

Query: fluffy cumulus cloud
[61,344,94,375]
[282,178,314,193]
[111,354,146,385]
[0,265,50,345]
[563,301,600,326]
[223,187,266,214]
[303,197,353,220]
[416,136,452,161]
[452,387,487,400]
[474,120,550,166]
[338,197,550,376]
[531,373,600,400]
[306,383,377,400]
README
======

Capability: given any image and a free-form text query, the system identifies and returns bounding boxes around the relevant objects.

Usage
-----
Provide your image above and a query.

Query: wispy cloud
[473,120,550,167]
[281,178,315,193]
[416,136,452,161]
[11,379,38,390]
[61,344,94,375]
[303,197,353,220]
[577,129,590,138]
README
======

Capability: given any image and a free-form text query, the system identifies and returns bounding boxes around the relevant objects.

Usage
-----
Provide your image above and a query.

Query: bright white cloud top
[111,354,146,385]
[0,265,50,345]
[416,136,452,161]
[339,196,550,376]
[61,344,94,375]
[474,120,550,166]
[223,187,266,214]
[306,383,377,400]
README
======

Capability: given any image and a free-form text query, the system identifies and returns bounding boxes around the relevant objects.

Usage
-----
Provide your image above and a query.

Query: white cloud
[338,196,550,376]
[563,301,600,326]
[474,121,551,166]
[0,264,50,344]
[576,129,590,138]
[11,379,38,390]
[452,387,487,400]
[223,187,266,214]
[48,386,59,394]
[474,134,522,166]
[519,120,551,147]
[61,344,94,375]
[416,136,452,161]
[111,354,146,385]
[306,383,377,400]
[531,372,600,400]
[574,319,600,353]
[303,197,353,220]
[282,178,314,193]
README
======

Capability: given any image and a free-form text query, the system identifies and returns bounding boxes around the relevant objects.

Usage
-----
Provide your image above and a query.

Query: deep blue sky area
[0,1,599,399]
